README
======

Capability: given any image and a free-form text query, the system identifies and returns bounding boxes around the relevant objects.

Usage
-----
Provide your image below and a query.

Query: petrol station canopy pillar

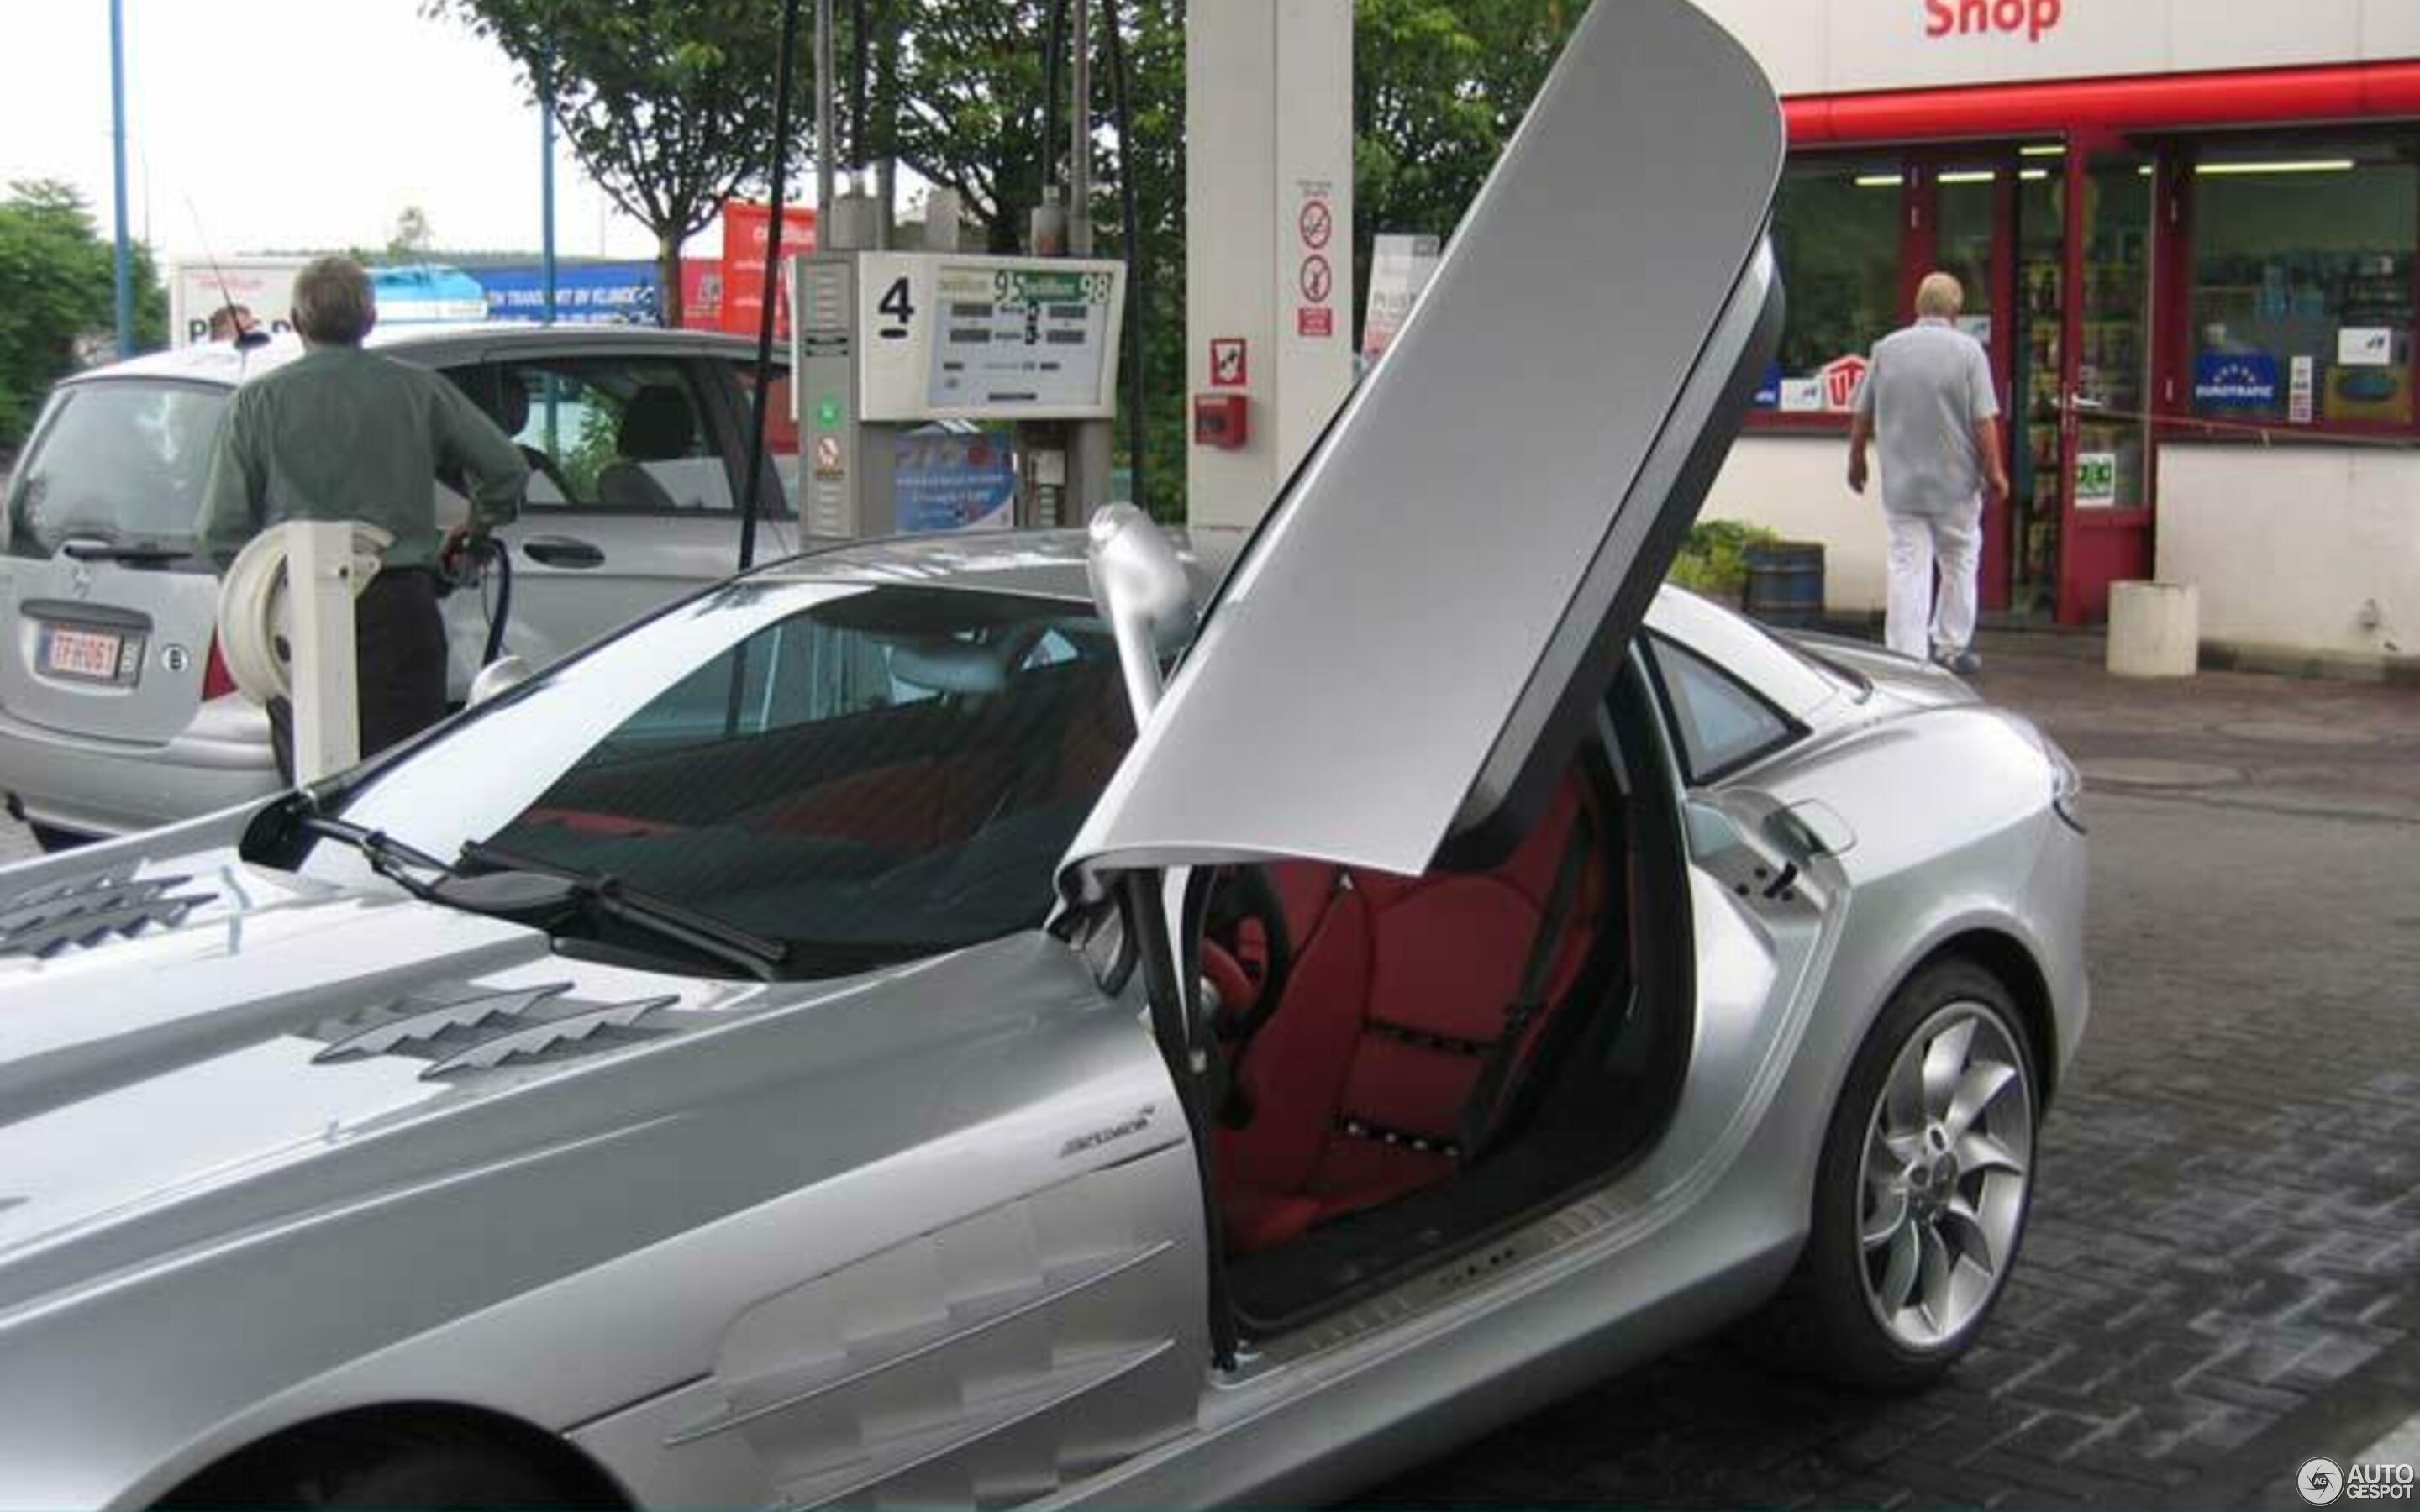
[1185,0,1355,532]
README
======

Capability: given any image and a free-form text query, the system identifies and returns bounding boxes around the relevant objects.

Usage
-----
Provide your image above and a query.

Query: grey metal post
[1067,0,1117,508]
[108,0,134,358]
[815,0,837,227]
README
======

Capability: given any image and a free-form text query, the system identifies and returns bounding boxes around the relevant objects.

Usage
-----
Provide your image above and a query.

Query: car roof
[60,323,767,391]
[755,526,1249,607]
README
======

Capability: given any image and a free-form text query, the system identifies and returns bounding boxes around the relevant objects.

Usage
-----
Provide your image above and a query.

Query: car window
[5,382,227,559]
[455,358,733,515]
[1647,633,1799,785]
[726,361,802,516]
[343,584,1131,980]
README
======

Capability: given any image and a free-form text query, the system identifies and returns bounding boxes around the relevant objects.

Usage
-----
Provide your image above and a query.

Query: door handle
[522,536,605,570]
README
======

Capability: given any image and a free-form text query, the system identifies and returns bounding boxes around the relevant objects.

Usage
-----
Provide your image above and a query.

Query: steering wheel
[1198,864,1293,1047]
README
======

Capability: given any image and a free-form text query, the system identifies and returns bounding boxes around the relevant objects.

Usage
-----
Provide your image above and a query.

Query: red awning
[1785,60,2420,146]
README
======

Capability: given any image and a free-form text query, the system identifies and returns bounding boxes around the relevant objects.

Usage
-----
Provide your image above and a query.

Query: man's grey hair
[1915,271,1965,319]
[292,255,376,345]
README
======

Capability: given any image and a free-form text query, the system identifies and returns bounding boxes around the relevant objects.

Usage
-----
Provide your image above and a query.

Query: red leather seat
[1216,773,1606,1256]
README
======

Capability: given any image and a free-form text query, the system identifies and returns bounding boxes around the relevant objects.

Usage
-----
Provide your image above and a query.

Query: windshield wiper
[60,538,191,566]
[298,814,454,899]
[458,838,789,983]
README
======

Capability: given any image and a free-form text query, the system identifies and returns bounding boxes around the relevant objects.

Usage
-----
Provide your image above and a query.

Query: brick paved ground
[1356,642,2420,1509]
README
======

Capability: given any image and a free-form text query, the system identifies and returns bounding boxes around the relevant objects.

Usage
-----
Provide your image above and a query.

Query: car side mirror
[1085,503,1194,728]
[466,654,531,709]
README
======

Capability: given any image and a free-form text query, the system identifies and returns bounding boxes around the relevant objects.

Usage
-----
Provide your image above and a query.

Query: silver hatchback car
[0,323,808,846]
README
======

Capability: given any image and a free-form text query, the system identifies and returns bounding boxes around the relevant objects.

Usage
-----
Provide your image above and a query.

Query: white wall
[1702,435,1893,614]
[2157,443,2420,662]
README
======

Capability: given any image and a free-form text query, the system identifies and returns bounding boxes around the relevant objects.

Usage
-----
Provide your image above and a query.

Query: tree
[426,0,802,327]
[0,181,167,452]
[1353,0,1590,322]
[387,204,434,261]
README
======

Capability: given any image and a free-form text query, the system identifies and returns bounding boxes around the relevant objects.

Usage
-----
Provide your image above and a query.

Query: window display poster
[2075,452,2118,507]
[2290,356,2316,424]
[1955,315,1991,347]
[2338,328,2394,368]
[1752,360,1783,410]
[2192,352,2280,411]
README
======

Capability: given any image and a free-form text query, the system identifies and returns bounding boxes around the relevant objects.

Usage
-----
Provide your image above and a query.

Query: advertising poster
[1361,233,1441,364]
[2191,352,2280,412]
[719,201,819,339]
[894,428,1018,533]
[479,262,660,325]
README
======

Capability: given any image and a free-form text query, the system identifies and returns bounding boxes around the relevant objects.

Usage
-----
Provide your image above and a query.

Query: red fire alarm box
[1193,392,1249,450]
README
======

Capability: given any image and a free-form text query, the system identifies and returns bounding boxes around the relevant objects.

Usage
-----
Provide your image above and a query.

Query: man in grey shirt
[1846,271,2008,673]
[198,256,528,774]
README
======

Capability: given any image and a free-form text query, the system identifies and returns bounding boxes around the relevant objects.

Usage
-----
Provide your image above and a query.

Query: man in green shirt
[197,255,529,774]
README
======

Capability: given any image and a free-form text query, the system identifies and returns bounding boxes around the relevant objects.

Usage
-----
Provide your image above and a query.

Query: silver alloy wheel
[1857,1001,2034,1350]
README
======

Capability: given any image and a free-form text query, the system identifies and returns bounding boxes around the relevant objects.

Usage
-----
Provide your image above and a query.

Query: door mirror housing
[1085,503,1193,729]
[466,654,532,709]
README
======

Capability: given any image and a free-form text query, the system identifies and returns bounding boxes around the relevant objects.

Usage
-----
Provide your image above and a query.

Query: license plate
[40,624,136,685]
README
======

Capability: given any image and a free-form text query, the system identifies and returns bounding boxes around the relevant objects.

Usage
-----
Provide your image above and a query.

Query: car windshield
[6,381,227,560]
[333,579,1133,979]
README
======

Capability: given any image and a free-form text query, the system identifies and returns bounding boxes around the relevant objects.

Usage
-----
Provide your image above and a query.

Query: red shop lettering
[1925,0,2063,43]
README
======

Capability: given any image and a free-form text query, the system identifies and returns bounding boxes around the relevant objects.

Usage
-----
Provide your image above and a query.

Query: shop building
[1691,0,2420,671]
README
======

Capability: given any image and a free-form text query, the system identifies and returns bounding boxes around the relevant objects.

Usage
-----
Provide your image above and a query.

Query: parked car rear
[0,324,810,846]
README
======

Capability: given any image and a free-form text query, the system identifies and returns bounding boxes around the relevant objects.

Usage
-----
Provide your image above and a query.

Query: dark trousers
[270,568,450,784]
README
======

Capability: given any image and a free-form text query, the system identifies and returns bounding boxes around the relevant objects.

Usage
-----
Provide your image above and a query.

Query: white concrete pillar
[2107,580,2201,679]
[1185,0,1355,531]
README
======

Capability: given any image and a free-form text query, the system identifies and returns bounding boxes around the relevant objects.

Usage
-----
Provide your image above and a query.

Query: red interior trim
[1786,61,2420,146]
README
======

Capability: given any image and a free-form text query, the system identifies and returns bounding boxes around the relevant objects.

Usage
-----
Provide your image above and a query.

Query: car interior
[1192,662,1695,1334]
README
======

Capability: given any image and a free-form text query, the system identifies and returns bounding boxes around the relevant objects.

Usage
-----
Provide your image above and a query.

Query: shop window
[2188,138,2418,429]
[1765,155,1905,416]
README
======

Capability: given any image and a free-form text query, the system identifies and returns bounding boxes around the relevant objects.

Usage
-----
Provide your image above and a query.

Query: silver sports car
[0,4,2086,1508]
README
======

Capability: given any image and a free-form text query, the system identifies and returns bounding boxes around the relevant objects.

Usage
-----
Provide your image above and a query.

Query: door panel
[1065,0,1783,885]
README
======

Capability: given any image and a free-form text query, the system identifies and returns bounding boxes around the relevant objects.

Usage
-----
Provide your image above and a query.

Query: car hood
[1065,0,1783,881]
[0,843,788,1278]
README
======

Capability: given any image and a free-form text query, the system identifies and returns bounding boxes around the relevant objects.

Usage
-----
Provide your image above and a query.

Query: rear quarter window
[1646,633,1803,785]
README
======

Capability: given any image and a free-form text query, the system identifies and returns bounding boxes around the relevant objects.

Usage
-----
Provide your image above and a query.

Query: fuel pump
[788,244,1127,538]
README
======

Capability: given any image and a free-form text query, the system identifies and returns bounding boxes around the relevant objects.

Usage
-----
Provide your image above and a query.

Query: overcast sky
[0,0,746,267]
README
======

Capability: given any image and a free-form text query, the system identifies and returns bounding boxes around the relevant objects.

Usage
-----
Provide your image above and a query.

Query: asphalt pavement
[1,638,2412,1509]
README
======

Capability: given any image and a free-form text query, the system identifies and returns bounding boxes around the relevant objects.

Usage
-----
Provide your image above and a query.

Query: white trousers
[1885,504,1981,660]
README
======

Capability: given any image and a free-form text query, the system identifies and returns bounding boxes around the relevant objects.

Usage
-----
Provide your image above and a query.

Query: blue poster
[477,261,661,325]
[894,428,1018,533]
[1752,360,1783,410]
[2192,352,2280,411]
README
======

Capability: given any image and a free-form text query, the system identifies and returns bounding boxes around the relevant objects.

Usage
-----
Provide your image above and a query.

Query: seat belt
[1459,810,1594,1163]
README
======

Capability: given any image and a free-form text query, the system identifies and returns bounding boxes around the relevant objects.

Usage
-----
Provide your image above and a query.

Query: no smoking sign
[1299,197,1332,251]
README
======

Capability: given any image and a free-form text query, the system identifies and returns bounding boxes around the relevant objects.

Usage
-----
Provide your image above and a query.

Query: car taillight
[200,636,238,701]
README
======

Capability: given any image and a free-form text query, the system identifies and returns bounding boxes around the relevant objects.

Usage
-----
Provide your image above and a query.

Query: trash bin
[1743,541,1825,630]
[2107,580,2199,678]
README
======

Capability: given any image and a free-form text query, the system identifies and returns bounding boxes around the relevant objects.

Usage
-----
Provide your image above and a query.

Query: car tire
[1760,958,2040,1391]
[28,822,91,854]
[175,1422,594,1510]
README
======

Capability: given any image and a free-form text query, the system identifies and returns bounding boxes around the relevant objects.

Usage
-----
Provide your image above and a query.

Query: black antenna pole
[736,0,807,574]
[186,196,268,349]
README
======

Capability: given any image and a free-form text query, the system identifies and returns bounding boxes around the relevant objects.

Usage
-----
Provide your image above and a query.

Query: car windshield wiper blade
[60,538,191,564]
[457,838,789,982]
[298,813,454,898]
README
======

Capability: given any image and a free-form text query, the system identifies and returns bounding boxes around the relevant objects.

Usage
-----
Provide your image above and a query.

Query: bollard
[2107,580,2200,679]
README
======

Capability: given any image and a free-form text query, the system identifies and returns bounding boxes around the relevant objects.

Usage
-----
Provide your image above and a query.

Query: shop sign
[2191,352,2280,411]
[1924,0,2063,45]
[2075,451,2118,506]
[1818,354,1870,412]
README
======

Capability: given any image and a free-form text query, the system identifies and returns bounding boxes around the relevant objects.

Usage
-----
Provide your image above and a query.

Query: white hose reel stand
[215,520,392,784]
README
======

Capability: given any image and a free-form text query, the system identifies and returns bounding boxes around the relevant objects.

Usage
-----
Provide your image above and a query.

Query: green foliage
[0,181,167,452]
[424,0,799,326]
[1668,518,1781,599]
[1353,0,1589,323]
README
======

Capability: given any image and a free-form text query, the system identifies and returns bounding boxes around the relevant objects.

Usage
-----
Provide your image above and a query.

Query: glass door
[1934,153,2018,612]
[2011,151,2067,618]
[2058,149,2160,622]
